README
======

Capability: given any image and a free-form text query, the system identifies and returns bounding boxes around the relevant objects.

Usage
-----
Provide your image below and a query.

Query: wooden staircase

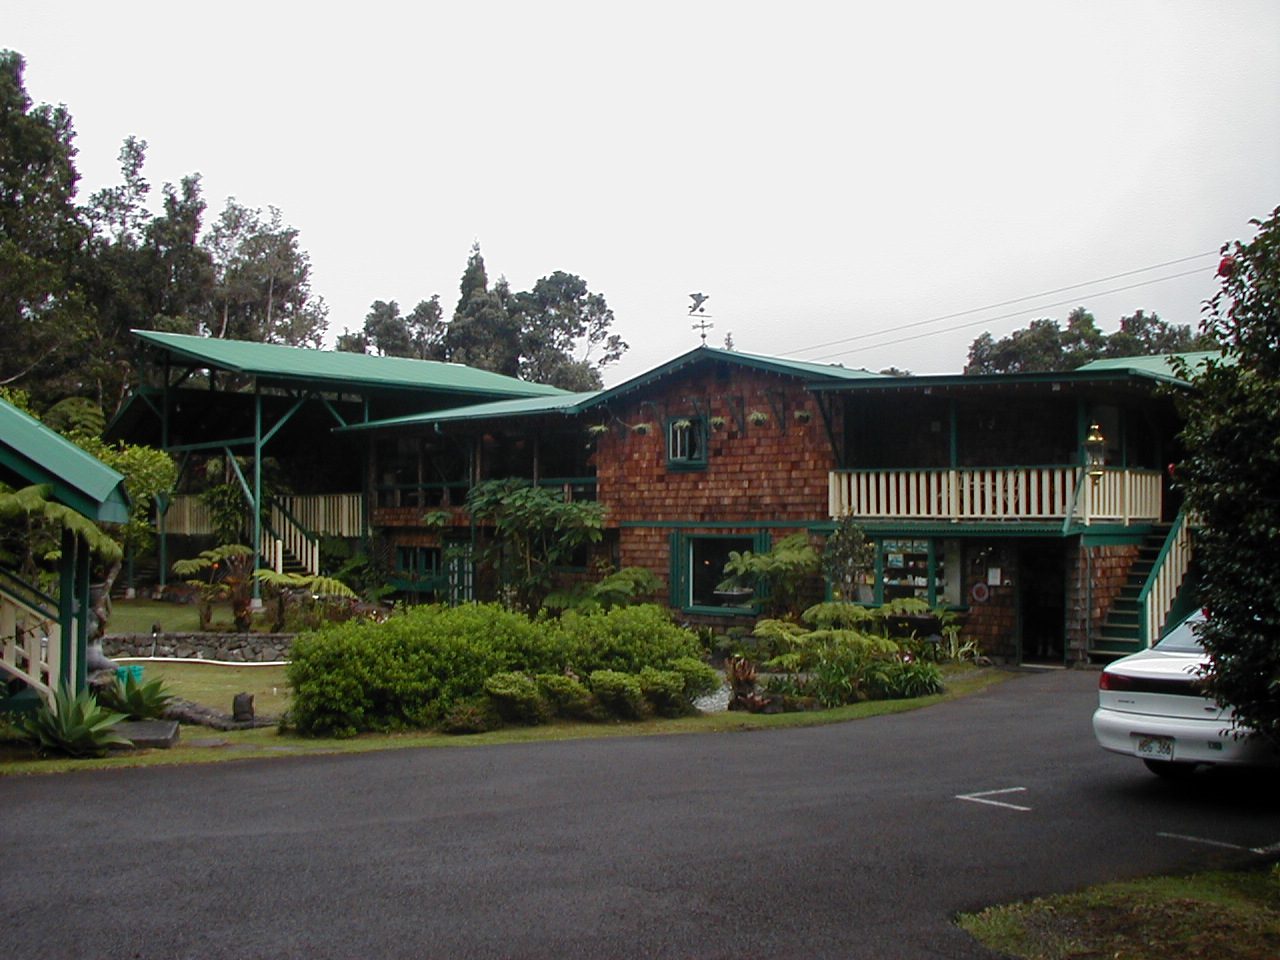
[1089,524,1174,660]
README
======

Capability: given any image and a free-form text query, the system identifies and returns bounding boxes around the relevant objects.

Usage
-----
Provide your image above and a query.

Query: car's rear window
[1155,613,1207,653]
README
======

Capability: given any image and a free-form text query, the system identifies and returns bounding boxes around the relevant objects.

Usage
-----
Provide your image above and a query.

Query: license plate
[1136,735,1174,760]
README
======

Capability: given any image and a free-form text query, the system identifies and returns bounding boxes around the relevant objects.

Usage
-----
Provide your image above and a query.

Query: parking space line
[1157,832,1247,851]
[1249,840,1280,855]
[956,787,1031,812]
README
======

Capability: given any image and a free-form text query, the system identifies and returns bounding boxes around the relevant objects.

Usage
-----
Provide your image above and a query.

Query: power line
[806,265,1211,362]
[789,250,1218,357]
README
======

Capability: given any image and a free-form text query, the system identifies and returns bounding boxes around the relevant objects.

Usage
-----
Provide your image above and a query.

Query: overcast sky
[9,2,1280,384]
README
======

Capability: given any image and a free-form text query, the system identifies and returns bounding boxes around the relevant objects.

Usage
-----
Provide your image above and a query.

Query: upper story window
[667,417,707,470]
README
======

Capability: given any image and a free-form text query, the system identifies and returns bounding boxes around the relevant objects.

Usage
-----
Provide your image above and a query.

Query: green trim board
[132,330,567,400]
[0,398,130,523]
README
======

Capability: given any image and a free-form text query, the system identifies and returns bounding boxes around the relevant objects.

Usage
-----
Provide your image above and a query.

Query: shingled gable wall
[589,362,841,606]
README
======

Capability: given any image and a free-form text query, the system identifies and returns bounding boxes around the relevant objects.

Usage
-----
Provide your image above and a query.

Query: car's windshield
[1154,612,1207,653]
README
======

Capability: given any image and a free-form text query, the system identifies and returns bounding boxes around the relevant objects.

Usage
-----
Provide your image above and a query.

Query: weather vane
[689,292,713,344]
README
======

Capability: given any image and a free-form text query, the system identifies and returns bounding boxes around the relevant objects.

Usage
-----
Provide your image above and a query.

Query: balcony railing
[165,493,364,537]
[829,466,1161,525]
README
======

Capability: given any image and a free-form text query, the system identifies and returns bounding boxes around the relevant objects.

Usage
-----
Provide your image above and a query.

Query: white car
[1093,611,1280,777]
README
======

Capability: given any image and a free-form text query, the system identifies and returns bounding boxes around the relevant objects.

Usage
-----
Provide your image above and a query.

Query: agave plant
[99,671,175,720]
[19,683,130,758]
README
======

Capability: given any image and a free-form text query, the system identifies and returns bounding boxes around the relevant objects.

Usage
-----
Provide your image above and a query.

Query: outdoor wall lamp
[1085,422,1107,481]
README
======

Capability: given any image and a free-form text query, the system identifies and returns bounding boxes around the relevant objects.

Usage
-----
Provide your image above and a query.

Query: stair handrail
[1136,511,1191,648]
[0,567,59,621]
[264,498,320,576]
[0,571,60,703]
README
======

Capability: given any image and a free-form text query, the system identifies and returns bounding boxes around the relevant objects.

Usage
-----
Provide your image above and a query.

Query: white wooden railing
[267,504,321,576]
[164,493,364,538]
[829,466,1162,525]
[1139,514,1193,648]
[1,589,60,705]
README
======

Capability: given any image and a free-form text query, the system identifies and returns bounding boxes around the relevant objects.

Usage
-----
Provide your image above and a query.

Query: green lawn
[958,865,1280,959]
[106,598,269,634]
[135,661,291,716]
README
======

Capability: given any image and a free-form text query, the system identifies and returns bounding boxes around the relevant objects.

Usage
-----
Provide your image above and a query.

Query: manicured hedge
[285,603,716,737]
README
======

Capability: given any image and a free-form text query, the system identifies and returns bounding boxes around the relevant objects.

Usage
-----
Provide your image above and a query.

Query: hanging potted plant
[709,415,727,431]
[794,408,812,424]
[632,422,654,436]
[748,410,769,427]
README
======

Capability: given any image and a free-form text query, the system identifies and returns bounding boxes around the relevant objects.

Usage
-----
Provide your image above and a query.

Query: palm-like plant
[19,683,130,758]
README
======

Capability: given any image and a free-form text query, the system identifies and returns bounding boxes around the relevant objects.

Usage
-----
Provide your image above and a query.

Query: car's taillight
[1099,671,1134,691]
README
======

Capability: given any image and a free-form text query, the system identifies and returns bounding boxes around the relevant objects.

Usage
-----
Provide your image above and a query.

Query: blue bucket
[115,664,144,683]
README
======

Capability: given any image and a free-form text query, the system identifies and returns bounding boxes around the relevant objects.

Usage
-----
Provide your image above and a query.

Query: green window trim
[666,417,708,471]
[669,530,770,614]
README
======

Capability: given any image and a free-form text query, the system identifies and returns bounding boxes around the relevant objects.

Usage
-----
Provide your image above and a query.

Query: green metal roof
[339,391,601,432]
[578,345,882,409]
[132,330,568,399]
[0,399,130,523]
[810,352,1211,393]
[1074,351,1220,382]
[341,345,879,432]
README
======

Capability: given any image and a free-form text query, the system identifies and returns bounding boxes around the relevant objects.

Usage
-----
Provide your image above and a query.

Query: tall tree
[515,271,626,390]
[965,308,1211,375]
[443,244,522,376]
[203,198,327,346]
[1174,207,1280,745]
[340,246,627,387]
[0,50,92,403]
[76,139,212,412]
[346,296,448,359]
[1105,309,1207,358]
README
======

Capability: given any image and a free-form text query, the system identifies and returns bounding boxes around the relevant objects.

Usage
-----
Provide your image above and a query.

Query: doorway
[1018,540,1066,663]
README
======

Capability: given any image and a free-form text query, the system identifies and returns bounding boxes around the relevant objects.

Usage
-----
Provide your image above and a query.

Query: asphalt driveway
[3,668,1277,959]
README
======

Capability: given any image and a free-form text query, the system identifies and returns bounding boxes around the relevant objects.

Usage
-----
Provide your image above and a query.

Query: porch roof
[131,330,568,400]
[336,391,601,432]
[0,399,130,523]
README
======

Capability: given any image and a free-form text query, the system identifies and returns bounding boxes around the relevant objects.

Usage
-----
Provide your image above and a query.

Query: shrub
[286,601,717,736]
[440,697,502,735]
[535,673,599,720]
[99,672,174,720]
[868,659,944,700]
[589,670,646,718]
[19,684,130,758]
[554,604,704,675]
[484,672,552,725]
[668,656,722,701]
[638,667,687,716]
[287,603,552,736]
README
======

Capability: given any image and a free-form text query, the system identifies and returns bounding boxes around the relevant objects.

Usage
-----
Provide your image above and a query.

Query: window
[667,417,707,470]
[669,531,769,612]
[875,537,962,606]
[395,546,441,581]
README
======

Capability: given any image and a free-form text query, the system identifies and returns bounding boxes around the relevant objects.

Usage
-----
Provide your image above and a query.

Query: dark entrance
[1018,540,1066,663]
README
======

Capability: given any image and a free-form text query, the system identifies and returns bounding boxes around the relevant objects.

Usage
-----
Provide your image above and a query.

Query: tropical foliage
[1174,206,1280,745]
[285,602,716,737]
[18,683,130,758]
[466,478,605,612]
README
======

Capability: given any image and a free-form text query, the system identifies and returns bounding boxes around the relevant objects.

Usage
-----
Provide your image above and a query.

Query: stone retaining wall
[103,632,294,663]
